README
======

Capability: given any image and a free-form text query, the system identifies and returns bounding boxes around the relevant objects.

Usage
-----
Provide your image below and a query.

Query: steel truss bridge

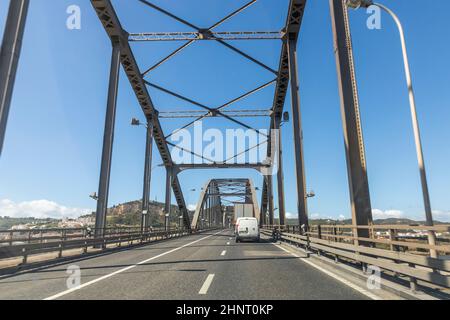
[0,0,449,300]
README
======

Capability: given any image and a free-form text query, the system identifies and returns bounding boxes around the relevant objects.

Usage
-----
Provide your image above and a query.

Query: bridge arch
[191,179,260,230]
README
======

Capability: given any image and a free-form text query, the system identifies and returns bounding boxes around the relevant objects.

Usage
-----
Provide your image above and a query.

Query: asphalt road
[0,230,369,300]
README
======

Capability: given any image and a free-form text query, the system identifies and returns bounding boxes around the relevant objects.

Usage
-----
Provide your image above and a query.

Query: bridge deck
[0,230,368,300]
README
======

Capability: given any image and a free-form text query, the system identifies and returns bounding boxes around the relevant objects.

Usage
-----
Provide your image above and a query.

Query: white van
[235,217,260,243]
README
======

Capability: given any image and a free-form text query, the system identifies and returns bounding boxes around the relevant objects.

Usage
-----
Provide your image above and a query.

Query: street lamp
[348,0,437,256]
[306,190,316,199]
[131,118,143,127]
[89,192,99,201]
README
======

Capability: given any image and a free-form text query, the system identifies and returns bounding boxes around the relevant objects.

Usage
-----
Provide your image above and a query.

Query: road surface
[0,230,369,300]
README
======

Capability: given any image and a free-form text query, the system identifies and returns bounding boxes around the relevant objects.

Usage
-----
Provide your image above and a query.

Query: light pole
[348,0,437,257]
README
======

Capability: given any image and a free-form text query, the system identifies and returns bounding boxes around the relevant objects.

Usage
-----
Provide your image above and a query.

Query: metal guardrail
[262,224,450,289]
[0,227,210,265]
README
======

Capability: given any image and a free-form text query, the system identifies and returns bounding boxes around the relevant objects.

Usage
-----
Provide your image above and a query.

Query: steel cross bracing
[90,0,307,232]
[191,179,260,230]
[129,31,285,42]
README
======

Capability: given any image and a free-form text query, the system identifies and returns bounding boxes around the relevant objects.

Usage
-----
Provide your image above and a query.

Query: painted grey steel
[165,169,172,231]
[91,0,191,230]
[329,0,372,238]
[267,175,274,225]
[90,0,308,233]
[260,0,307,227]
[141,122,154,231]
[191,179,260,230]
[0,0,29,157]
[287,37,309,228]
[94,42,121,240]
[276,116,286,225]
[129,31,284,41]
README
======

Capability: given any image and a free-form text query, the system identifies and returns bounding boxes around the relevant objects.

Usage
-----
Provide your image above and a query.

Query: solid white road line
[199,274,215,295]
[44,230,225,300]
[273,243,382,300]
[220,250,227,256]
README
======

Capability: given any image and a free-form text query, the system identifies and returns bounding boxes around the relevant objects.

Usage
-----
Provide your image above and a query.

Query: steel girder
[0,0,30,157]
[260,0,307,225]
[91,0,191,229]
[91,0,306,231]
[191,179,260,230]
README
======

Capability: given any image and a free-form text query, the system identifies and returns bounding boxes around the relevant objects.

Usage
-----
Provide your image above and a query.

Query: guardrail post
[317,225,322,256]
[9,231,13,246]
[58,229,65,258]
[389,229,398,252]
[22,248,27,264]
[333,226,339,263]
[408,263,417,292]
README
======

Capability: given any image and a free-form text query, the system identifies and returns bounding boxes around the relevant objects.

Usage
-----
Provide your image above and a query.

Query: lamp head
[131,118,141,126]
[347,0,373,9]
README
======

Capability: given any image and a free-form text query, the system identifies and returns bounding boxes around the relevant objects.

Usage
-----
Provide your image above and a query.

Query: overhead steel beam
[176,163,270,171]
[146,81,270,138]
[129,31,284,42]
[329,0,373,239]
[91,0,191,230]
[0,0,29,157]
[139,0,269,75]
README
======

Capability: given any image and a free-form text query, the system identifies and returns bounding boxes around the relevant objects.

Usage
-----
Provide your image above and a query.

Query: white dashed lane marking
[199,274,215,295]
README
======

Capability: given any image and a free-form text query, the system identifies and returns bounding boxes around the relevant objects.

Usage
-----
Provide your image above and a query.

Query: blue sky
[0,0,449,222]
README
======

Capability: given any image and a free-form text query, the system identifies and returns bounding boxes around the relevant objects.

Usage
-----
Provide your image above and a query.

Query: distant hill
[283,217,448,226]
[0,217,59,230]
[105,200,183,227]
[2,201,447,231]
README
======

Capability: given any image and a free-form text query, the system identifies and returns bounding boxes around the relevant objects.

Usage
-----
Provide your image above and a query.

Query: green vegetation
[0,217,58,230]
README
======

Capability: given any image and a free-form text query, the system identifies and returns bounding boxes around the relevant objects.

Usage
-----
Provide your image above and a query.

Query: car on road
[235,217,260,243]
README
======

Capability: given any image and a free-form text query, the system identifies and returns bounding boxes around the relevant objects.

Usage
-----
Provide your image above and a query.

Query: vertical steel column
[330,0,373,239]
[94,41,121,240]
[141,121,154,232]
[165,168,172,231]
[260,181,267,227]
[207,190,211,228]
[276,117,286,226]
[267,175,274,226]
[287,37,309,229]
[0,0,29,157]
